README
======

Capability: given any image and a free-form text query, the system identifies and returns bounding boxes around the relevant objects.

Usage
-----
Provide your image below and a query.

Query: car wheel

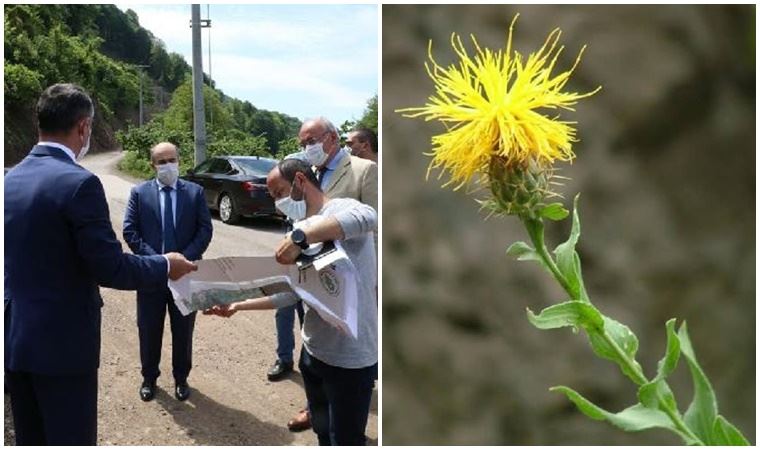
[219,194,240,224]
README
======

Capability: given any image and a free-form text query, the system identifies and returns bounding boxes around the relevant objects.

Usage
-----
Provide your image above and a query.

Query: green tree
[162,77,233,136]
[355,94,378,133]
[275,137,301,159]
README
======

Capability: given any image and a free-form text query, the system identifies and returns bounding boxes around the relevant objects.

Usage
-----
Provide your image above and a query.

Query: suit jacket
[123,178,212,299]
[323,154,378,212]
[4,145,168,375]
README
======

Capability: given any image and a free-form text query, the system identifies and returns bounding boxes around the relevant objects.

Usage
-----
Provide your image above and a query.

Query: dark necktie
[162,186,178,253]
[316,166,329,186]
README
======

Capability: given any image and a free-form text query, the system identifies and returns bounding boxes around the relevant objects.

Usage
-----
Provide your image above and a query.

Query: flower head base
[399,14,600,194]
[482,158,562,220]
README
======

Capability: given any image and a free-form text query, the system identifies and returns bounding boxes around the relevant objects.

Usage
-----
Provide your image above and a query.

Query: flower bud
[487,157,556,219]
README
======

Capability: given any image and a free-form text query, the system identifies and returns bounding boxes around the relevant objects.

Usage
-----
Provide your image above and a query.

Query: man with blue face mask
[122,142,213,403]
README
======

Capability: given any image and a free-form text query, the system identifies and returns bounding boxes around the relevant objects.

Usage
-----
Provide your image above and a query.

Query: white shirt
[37,141,77,163]
[155,179,178,253]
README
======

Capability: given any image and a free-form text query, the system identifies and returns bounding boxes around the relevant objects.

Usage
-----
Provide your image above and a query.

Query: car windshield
[232,158,277,176]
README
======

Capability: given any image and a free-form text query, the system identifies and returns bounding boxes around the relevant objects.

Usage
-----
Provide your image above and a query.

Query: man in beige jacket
[300,117,377,211]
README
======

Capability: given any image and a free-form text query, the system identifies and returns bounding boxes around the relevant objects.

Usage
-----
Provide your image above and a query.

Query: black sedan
[183,155,283,224]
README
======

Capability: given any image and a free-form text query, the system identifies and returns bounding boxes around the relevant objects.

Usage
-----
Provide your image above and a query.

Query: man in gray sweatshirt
[207,158,377,445]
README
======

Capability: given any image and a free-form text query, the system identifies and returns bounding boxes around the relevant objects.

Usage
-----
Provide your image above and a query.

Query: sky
[116,4,378,125]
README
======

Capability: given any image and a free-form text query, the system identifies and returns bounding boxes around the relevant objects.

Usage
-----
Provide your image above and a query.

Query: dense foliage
[5,4,376,179]
[4,4,190,106]
[3,4,191,164]
[3,4,302,173]
[117,77,302,179]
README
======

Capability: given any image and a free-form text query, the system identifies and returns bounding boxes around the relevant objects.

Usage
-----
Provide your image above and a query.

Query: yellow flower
[399,14,600,190]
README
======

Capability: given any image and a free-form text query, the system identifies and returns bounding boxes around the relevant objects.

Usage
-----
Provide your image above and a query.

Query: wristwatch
[290,228,309,250]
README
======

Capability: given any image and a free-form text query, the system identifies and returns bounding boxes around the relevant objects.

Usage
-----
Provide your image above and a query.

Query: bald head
[150,142,179,167]
[298,117,340,167]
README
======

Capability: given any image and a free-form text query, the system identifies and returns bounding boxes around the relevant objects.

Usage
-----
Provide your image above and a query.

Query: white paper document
[168,242,359,339]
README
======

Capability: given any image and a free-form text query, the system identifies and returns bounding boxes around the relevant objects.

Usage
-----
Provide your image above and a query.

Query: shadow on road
[155,387,294,445]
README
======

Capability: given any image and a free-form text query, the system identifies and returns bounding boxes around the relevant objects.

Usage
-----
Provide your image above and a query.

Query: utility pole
[206,4,213,127]
[190,4,209,165]
[135,64,149,126]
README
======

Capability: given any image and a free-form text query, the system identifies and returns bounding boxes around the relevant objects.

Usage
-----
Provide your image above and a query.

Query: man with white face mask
[123,142,213,403]
[207,157,377,445]
[274,118,377,432]
[299,117,377,211]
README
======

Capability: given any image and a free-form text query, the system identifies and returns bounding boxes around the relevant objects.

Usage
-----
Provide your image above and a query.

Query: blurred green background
[382,4,755,445]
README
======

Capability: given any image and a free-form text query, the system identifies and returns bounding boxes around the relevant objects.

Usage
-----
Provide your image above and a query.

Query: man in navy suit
[123,142,213,402]
[4,83,197,445]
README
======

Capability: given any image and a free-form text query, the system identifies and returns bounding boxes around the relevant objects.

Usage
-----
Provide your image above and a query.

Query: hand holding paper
[165,252,198,280]
[168,242,359,338]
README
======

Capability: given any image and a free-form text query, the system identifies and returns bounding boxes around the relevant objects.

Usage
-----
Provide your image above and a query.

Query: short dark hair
[36,83,94,134]
[278,158,322,191]
[352,128,377,154]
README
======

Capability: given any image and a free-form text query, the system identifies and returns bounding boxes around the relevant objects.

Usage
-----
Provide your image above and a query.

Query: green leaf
[505,240,552,274]
[638,379,677,411]
[540,202,569,221]
[638,319,681,409]
[588,315,644,385]
[572,251,590,302]
[657,319,681,380]
[506,241,537,260]
[678,322,717,444]
[553,194,583,300]
[712,415,751,445]
[526,300,603,331]
[551,386,694,441]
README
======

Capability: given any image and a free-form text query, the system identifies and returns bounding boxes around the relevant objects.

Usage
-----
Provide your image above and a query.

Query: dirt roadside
[4,150,378,445]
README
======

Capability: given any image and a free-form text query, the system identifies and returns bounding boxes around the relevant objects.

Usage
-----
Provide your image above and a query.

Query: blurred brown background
[382,4,755,445]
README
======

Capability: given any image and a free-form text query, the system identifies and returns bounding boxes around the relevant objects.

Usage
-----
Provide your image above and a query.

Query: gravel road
[4,150,378,445]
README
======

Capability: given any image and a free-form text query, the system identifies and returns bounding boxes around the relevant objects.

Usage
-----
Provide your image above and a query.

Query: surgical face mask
[77,126,92,161]
[275,181,307,221]
[157,162,179,186]
[304,141,329,167]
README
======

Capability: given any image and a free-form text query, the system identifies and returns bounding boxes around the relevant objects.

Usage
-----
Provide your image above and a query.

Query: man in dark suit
[123,142,213,402]
[4,83,197,445]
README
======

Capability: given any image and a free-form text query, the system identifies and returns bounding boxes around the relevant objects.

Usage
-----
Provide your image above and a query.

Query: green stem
[660,398,704,445]
[596,330,648,385]
[522,217,576,298]
[521,216,704,445]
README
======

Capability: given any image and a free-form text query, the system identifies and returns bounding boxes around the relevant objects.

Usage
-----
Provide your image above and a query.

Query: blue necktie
[162,186,178,253]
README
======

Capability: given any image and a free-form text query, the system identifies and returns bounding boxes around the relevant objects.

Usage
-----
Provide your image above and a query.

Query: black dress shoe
[175,382,191,401]
[140,380,156,402]
[267,359,294,381]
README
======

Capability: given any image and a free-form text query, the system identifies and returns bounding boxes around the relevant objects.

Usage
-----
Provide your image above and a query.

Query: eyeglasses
[299,131,329,148]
